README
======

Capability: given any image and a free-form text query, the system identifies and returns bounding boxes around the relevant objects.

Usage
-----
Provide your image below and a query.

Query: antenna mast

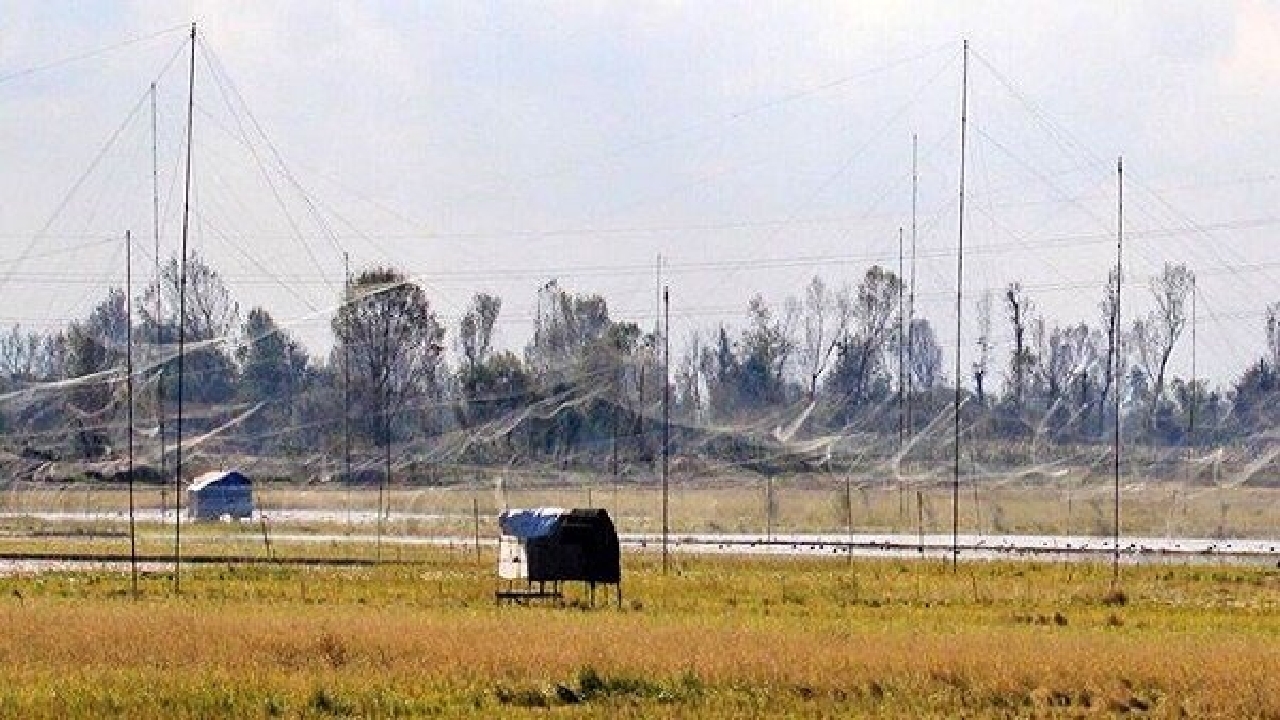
[655,255,663,335]
[126,230,138,598]
[907,133,918,440]
[379,378,389,564]
[952,40,969,572]
[343,252,352,526]
[150,82,165,483]
[1189,275,1197,453]
[661,286,670,574]
[1112,156,1124,587]
[173,22,197,593]
[898,227,905,452]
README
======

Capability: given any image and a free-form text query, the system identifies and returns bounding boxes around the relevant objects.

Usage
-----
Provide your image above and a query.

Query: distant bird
[11,589,23,606]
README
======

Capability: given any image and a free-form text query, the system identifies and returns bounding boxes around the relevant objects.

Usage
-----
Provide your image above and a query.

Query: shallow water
[619,532,1280,564]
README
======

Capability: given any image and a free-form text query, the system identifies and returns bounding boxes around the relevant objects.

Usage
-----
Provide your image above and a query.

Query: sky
[0,1,1277,387]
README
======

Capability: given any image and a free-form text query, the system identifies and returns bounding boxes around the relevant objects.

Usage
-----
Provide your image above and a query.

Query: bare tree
[972,290,993,405]
[526,280,611,384]
[1098,267,1121,432]
[40,332,68,381]
[139,251,238,342]
[907,318,942,390]
[236,307,309,406]
[738,294,799,408]
[828,266,902,409]
[1030,316,1049,403]
[702,326,739,419]
[458,293,502,379]
[58,289,131,458]
[1065,324,1103,411]
[0,325,46,382]
[1133,263,1194,424]
[675,330,705,421]
[799,276,852,399]
[1040,322,1092,409]
[333,267,445,444]
[1003,282,1035,409]
[137,253,240,403]
[1267,300,1280,370]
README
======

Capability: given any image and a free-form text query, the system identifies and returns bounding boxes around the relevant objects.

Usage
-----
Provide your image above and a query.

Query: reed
[0,550,1276,717]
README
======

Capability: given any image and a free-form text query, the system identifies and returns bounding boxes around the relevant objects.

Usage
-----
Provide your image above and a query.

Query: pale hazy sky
[1,1,1277,385]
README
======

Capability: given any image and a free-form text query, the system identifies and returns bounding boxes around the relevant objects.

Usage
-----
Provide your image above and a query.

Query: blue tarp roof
[499,507,568,539]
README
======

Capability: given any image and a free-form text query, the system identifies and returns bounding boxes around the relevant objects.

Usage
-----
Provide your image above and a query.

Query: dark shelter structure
[497,507,621,605]
[187,470,254,520]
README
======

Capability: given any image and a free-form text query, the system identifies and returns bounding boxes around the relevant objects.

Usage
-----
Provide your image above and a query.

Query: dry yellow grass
[0,549,1276,717]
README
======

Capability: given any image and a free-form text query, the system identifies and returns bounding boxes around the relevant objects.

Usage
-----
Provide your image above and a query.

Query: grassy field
[0,546,1277,718]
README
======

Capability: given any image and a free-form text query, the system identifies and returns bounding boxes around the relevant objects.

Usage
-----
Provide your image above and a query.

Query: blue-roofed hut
[187,470,254,520]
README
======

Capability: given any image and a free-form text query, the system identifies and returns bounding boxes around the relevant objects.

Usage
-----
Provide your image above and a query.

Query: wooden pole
[472,496,481,563]
[378,393,389,564]
[846,477,854,566]
[259,515,274,560]
[917,490,925,557]
[126,230,138,598]
[766,474,774,541]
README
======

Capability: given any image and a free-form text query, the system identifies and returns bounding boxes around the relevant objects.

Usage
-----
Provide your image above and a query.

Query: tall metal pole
[952,41,969,572]
[908,133,918,435]
[1189,275,1197,452]
[898,227,905,452]
[661,285,670,574]
[172,22,197,594]
[378,379,389,564]
[342,252,352,526]
[150,81,165,483]
[646,253,662,464]
[1112,156,1124,588]
[126,230,138,599]
[655,255,663,335]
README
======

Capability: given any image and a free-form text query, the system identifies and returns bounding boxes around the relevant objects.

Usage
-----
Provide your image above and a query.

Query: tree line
[1,252,1277,479]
